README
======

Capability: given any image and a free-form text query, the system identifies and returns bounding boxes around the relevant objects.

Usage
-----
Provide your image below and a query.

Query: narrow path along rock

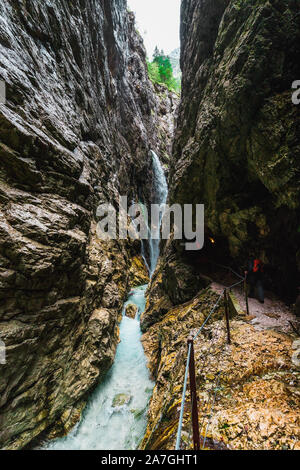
[211,282,298,334]
[141,284,300,450]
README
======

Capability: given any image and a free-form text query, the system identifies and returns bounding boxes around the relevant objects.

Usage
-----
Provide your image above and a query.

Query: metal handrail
[175,275,245,450]
[175,342,192,450]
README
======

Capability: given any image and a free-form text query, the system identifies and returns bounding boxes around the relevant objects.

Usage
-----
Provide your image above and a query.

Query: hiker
[245,257,264,304]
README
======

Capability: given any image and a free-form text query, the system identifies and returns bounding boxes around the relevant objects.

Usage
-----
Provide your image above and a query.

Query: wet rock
[129,255,149,288]
[140,0,300,450]
[141,288,300,450]
[125,304,138,320]
[0,0,176,450]
[141,270,173,332]
[292,339,300,369]
[295,294,300,317]
[166,0,300,303]
[112,393,132,408]
[130,408,145,419]
[46,400,87,440]
[152,83,178,168]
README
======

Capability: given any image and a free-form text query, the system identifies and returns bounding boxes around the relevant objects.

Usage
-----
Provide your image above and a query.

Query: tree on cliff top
[147,47,181,93]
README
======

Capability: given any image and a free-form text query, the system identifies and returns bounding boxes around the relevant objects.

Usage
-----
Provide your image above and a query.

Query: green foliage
[147,61,160,84]
[154,55,173,84]
[147,47,181,94]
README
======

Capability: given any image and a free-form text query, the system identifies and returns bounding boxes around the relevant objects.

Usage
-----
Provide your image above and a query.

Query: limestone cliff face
[141,0,300,451]
[158,0,300,312]
[152,82,178,170]
[0,0,175,449]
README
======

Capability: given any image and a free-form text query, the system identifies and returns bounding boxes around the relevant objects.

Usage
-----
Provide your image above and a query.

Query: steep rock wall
[176,0,300,299]
[0,0,175,449]
[141,0,300,451]
[149,0,300,319]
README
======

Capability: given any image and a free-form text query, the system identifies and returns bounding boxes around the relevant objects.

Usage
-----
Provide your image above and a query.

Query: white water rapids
[44,152,168,450]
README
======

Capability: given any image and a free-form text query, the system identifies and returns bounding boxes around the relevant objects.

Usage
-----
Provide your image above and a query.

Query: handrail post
[187,337,200,450]
[224,290,231,345]
[244,275,250,316]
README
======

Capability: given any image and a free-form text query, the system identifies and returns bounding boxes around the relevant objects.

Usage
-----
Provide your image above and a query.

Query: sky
[127,0,181,59]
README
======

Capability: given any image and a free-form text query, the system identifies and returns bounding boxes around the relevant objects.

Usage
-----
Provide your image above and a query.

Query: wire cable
[175,275,243,450]
[175,342,192,450]
[193,291,225,340]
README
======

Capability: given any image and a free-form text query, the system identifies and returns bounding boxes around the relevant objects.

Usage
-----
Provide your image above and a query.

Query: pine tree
[148,49,181,93]
[153,46,160,61]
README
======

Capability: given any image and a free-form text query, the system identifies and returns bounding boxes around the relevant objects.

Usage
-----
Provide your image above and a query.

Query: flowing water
[44,286,152,450]
[142,150,168,276]
[44,152,167,450]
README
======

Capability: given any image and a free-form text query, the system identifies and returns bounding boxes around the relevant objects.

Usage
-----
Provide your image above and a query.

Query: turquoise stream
[45,285,153,450]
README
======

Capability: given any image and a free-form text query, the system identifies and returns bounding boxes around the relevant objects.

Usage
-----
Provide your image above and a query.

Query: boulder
[167,0,300,302]
[112,393,132,408]
[125,304,138,319]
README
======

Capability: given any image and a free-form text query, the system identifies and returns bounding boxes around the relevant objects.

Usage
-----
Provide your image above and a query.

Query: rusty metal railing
[175,274,246,450]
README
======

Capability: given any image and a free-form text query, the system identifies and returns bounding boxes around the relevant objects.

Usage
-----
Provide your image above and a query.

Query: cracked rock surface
[0,0,176,449]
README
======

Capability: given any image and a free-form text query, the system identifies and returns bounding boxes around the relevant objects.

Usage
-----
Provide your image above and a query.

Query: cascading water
[43,152,167,450]
[44,286,151,450]
[142,150,168,277]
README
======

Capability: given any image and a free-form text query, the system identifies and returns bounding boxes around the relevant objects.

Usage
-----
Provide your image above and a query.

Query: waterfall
[42,152,168,451]
[148,150,168,276]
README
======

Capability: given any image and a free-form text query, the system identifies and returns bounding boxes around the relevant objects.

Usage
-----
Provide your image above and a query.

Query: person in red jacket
[245,257,264,304]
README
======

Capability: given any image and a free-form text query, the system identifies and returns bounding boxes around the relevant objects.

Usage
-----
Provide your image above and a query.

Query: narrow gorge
[0,0,299,452]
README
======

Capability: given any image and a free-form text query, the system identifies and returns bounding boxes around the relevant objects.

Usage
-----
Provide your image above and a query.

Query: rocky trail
[211,281,298,335]
[0,0,177,450]
[140,276,300,451]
